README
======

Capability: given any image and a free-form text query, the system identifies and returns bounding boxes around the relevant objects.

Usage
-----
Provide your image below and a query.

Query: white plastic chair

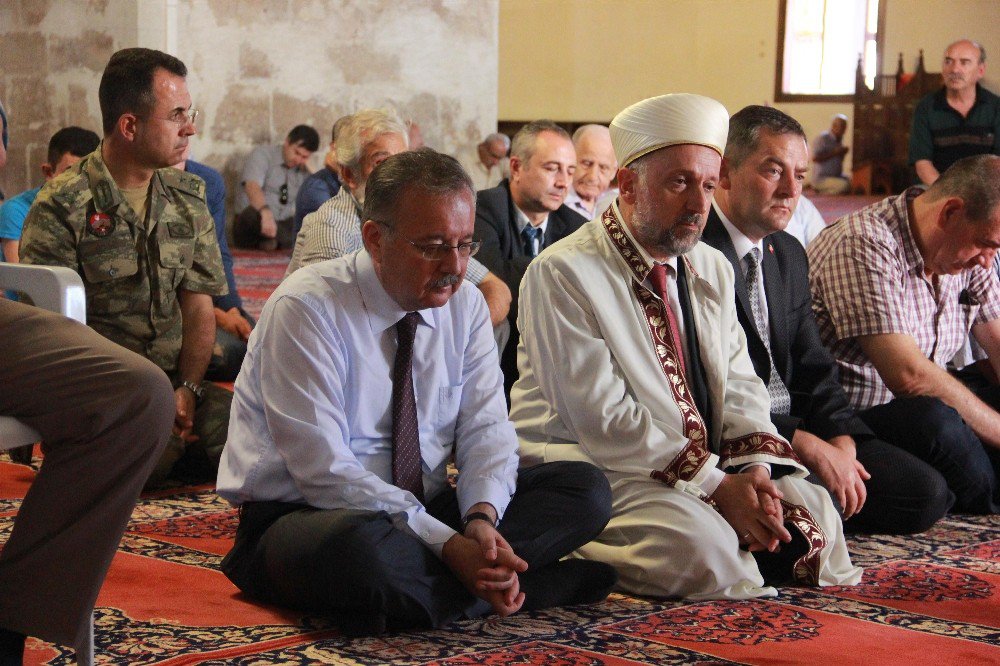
[0,263,93,666]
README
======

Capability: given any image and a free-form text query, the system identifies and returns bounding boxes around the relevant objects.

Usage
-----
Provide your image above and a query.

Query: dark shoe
[7,445,33,466]
[520,559,617,611]
[0,627,25,666]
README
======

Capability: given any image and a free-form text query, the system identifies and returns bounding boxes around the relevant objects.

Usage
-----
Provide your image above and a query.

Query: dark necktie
[745,248,791,415]
[648,263,686,377]
[391,312,424,500]
[521,224,542,257]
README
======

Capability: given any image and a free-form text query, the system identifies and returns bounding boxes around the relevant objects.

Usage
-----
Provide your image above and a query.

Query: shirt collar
[356,250,436,336]
[895,187,928,274]
[513,202,548,235]
[713,200,763,262]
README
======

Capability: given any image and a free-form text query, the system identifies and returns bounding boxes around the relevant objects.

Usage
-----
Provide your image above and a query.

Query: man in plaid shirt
[808,154,1000,514]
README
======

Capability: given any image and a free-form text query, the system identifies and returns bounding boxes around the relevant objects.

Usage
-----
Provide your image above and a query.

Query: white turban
[610,94,729,168]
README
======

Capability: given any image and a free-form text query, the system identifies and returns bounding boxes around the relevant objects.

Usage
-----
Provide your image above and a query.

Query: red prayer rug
[3,455,998,665]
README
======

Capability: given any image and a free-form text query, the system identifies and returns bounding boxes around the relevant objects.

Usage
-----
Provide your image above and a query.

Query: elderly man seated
[510,94,861,599]
[217,148,616,636]
[563,124,618,220]
[286,109,512,339]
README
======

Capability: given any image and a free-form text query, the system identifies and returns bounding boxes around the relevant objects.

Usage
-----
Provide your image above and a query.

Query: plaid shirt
[807,188,1000,410]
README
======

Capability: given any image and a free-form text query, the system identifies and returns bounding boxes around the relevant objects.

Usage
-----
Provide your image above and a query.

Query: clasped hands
[441,508,528,617]
[711,466,792,553]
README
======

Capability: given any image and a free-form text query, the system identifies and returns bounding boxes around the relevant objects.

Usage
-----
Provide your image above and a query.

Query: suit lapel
[504,182,526,259]
[703,212,757,345]
[761,236,788,379]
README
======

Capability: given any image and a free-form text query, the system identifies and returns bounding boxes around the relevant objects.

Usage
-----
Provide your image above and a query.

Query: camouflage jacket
[21,147,227,375]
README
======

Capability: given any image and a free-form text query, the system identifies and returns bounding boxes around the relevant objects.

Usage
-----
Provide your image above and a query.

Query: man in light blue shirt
[217,148,615,636]
[0,126,99,262]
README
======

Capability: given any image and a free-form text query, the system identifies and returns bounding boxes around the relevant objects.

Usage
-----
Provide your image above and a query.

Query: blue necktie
[521,225,542,257]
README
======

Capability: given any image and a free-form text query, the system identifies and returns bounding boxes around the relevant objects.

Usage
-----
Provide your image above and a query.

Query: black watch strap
[461,511,495,532]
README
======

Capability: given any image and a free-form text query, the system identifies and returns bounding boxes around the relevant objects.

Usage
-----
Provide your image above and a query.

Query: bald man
[910,39,1000,186]
[564,124,618,219]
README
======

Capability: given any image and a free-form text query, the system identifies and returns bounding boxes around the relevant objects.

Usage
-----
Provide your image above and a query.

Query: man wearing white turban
[510,94,861,599]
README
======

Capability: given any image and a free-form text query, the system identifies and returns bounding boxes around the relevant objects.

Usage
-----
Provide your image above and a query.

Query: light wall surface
[0,0,500,205]
[499,0,1000,173]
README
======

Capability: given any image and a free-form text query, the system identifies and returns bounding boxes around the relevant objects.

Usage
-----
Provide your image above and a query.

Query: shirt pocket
[78,234,139,284]
[78,233,140,316]
[159,219,195,269]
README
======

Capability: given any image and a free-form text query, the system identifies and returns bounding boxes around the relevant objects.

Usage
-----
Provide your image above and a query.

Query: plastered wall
[499,0,1000,173]
[0,0,500,207]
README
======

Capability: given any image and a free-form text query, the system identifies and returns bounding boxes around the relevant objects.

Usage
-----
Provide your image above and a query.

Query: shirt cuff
[740,462,772,476]
[698,467,727,497]
[406,509,457,558]
[458,476,514,523]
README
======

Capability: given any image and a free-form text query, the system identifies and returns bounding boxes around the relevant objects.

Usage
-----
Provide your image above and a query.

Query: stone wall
[0,0,500,213]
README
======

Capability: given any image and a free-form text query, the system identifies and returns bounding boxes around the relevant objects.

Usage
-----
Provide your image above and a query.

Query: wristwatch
[179,379,206,404]
[461,511,496,532]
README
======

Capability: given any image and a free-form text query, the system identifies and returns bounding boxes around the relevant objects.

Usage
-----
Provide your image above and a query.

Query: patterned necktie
[521,224,542,257]
[648,263,687,377]
[745,248,791,415]
[391,312,424,501]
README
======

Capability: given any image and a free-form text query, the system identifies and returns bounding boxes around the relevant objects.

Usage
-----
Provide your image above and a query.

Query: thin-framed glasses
[407,239,481,261]
[151,108,200,126]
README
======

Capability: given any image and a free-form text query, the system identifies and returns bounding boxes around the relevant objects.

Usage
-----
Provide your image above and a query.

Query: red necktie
[391,312,424,501]
[648,264,687,377]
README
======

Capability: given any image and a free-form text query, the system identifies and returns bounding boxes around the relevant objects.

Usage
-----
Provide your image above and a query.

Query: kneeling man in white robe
[511,93,861,599]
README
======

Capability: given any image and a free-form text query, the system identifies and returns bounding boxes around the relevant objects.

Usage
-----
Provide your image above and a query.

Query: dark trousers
[147,382,233,487]
[859,395,1000,514]
[232,206,295,250]
[842,437,953,534]
[221,461,611,632]
[0,300,174,646]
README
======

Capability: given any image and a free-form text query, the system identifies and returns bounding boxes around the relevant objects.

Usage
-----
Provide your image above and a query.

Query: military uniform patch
[87,212,114,237]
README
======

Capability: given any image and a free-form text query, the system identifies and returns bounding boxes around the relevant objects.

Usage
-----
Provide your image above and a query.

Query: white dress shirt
[218,250,519,556]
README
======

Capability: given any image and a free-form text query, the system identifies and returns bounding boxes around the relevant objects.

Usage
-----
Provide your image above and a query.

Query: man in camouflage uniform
[21,47,229,486]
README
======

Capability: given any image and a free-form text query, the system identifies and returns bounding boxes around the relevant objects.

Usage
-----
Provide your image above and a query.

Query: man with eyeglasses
[20,47,230,488]
[218,148,616,636]
[234,124,319,250]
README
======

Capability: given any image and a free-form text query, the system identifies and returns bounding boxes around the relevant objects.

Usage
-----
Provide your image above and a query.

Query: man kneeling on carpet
[217,148,616,636]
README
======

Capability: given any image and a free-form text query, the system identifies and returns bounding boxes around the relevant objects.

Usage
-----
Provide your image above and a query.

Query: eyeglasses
[279,183,289,205]
[152,108,199,126]
[407,239,481,261]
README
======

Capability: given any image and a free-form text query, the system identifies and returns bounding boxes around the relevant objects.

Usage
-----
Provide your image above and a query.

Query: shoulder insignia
[160,167,206,199]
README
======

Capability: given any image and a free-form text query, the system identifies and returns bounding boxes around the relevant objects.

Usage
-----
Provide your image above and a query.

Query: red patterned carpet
[2,457,998,664]
[7,207,999,664]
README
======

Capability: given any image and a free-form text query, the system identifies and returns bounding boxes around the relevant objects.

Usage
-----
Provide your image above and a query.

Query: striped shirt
[807,188,1000,410]
[285,187,489,284]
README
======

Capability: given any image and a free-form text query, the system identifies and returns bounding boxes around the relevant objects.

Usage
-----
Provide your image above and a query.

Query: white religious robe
[511,202,861,599]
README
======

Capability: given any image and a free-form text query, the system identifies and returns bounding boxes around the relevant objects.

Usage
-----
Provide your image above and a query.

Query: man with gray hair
[910,39,999,186]
[511,94,860,599]
[475,120,586,393]
[564,124,619,219]
[458,132,511,191]
[809,154,1000,514]
[218,148,615,636]
[286,109,511,330]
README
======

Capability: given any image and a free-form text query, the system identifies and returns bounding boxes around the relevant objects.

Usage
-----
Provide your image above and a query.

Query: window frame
[773,0,887,103]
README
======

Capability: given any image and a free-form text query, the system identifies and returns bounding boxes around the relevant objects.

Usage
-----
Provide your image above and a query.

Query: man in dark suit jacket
[475,120,587,393]
[701,105,952,534]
